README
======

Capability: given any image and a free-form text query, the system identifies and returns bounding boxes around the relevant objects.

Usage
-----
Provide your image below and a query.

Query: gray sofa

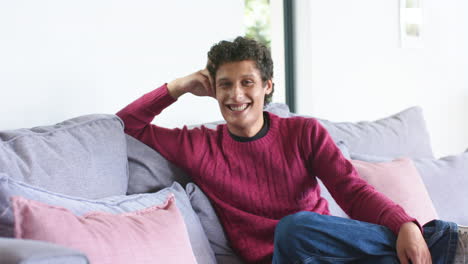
[0,104,466,263]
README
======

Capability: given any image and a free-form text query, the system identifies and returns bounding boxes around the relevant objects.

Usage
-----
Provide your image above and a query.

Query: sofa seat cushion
[0,114,128,198]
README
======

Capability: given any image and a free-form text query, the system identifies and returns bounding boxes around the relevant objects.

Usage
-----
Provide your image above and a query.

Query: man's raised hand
[167,69,215,99]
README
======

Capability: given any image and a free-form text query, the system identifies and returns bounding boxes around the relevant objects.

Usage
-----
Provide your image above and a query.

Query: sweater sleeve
[306,118,420,235]
[116,84,208,170]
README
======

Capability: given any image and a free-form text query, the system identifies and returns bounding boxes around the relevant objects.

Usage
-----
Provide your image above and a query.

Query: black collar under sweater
[228,112,270,142]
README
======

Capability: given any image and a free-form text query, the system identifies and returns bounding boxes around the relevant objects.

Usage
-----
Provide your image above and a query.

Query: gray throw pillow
[126,134,191,194]
[265,104,435,159]
[0,174,216,264]
[186,183,245,264]
[317,107,434,158]
[0,114,128,199]
[349,153,393,163]
[350,151,468,225]
[264,103,292,118]
[412,151,468,225]
[0,238,89,264]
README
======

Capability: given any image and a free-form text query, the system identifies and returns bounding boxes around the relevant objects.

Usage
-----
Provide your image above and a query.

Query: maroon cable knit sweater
[116,84,416,263]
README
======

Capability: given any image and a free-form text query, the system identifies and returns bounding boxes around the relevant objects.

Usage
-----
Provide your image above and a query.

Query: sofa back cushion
[126,134,191,195]
[412,151,468,225]
[317,107,434,158]
[0,114,128,199]
[263,104,434,159]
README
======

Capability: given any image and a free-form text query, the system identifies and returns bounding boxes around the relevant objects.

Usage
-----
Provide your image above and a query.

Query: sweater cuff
[386,210,423,235]
[143,83,177,114]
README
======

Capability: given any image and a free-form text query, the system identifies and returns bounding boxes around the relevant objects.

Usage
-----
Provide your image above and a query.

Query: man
[117,36,463,264]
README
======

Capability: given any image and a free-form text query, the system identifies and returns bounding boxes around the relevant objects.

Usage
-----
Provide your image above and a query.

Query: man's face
[215,60,272,137]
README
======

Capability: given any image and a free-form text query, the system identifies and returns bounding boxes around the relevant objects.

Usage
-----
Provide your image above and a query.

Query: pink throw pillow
[351,158,438,225]
[12,194,197,264]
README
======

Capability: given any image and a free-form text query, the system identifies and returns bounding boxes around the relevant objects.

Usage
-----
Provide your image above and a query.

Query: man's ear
[264,80,273,94]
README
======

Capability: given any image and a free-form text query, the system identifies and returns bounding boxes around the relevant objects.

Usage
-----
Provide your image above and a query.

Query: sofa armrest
[0,238,89,264]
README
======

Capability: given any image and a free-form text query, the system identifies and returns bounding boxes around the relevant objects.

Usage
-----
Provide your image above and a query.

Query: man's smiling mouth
[227,103,251,112]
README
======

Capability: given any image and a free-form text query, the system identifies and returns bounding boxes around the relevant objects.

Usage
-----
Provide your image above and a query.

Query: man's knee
[274,211,331,262]
[274,211,321,244]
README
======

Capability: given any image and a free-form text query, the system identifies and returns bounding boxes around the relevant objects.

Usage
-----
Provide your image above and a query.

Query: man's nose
[231,84,244,99]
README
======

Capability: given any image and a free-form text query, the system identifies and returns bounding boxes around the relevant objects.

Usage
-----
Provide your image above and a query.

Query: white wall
[294,0,468,158]
[0,0,244,129]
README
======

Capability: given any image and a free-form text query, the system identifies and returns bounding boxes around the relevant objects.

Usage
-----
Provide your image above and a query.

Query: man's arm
[306,118,414,231]
[305,119,431,263]
[115,69,215,167]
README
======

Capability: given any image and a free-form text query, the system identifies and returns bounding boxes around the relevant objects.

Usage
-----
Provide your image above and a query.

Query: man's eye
[243,80,254,85]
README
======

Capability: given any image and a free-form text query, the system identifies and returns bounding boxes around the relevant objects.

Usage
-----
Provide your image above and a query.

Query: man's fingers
[398,251,410,264]
[404,248,432,264]
[200,69,215,97]
[195,70,214,98]
[423,250,432,264]
[202,77,214,97]
[207,74,215,97]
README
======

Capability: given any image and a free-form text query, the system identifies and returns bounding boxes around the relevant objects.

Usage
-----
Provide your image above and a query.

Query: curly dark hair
[207,36,274,104]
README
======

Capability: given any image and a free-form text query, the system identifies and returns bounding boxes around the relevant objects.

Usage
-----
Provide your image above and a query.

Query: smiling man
[116,37,465,264]
[211,60,272,138]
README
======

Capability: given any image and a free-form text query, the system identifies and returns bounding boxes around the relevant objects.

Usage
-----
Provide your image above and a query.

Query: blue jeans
[272,212,458,264]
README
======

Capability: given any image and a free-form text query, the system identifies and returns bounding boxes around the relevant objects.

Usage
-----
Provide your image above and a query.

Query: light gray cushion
[0,114,128,199]
[265,104,435,159]
[318,107,434,158]
[126,134,191,194]
[264,103,292,118]
[186,183,245,264]
[0,238,88,264]
[350,151,468,225]
[412,151,468,225]
[0,174,216,264]
[349,153,393,163]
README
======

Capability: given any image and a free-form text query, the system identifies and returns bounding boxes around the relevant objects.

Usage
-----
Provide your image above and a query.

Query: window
[244,0,271,47]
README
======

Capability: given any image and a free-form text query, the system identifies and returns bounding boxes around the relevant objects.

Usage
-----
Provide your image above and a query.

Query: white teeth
[229,104,248,111]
